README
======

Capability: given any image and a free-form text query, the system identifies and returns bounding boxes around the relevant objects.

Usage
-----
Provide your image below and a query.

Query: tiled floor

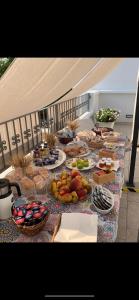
[114,122,139,242]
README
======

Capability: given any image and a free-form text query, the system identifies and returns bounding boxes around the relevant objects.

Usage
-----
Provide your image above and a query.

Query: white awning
[0,57,124,123]
[60,58,123,101]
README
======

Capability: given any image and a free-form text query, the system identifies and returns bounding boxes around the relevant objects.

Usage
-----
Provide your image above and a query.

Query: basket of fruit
[11,201,50,235]
[48,169,92,204]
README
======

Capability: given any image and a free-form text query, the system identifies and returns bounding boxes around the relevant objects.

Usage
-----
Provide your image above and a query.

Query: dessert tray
[65,157,96,171]
[77,130,96,141]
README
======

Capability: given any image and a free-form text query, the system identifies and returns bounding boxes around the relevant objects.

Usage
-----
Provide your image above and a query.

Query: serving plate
[66,158,96,171]
[32,149,66,170]
[96,160,119,172]
[64,140,91,157]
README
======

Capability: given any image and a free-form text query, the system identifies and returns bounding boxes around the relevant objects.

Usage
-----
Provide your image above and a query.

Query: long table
[12,136,127,243]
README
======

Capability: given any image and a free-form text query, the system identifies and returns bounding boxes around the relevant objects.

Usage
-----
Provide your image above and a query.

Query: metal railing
[0,94,90,173]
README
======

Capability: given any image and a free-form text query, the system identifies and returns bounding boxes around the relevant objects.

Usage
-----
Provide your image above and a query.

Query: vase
[95,121,115,129]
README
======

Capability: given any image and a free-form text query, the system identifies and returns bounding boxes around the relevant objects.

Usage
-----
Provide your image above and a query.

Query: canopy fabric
[0,57,123,123]
[60,58,124,101]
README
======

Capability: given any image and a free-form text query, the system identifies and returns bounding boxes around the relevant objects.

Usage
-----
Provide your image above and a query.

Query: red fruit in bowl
[26,204,32,210]
[17,210,24,217]
[40,207,46,214]
[71,169,81,178]
[32,203,39,208]
[25,210,33,220]
[13,208,18,217]
[15,217,25,225]
[33,212,41,219]
[77,189,87,199]
[70,178,82,191]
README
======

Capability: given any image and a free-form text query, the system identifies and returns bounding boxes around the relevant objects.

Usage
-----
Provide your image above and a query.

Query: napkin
[54,213,98,242]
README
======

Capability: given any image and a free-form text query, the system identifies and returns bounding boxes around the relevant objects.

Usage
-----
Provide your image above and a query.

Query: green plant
[95,108,120,122]
[0,57,14,78]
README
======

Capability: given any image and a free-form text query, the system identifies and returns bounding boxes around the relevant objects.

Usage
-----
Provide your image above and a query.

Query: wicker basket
[57,135,73,144]
[12,212,50,236]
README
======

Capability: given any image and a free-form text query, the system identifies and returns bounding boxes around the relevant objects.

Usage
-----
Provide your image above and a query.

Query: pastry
[14,167,24,180]
[33,175,46,191]
[38,168,49,179]
[25,165,38,177]
[20,176,35,190]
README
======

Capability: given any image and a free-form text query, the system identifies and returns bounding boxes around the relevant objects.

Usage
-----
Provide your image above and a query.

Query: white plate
[91,187,114,215]
[65,140,91,157]
[33,149,66,170]
[96,160,119,172]
[66,158,96,171]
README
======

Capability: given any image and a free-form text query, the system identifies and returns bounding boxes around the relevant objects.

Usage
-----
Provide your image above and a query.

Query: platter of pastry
[65,157,96,171]
[64,141,91,157]
[77,130,96,141]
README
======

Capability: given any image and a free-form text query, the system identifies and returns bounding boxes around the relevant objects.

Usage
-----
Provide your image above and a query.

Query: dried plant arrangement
[45,133,57,149]
[10,153,33,169]
[66,119,79,131]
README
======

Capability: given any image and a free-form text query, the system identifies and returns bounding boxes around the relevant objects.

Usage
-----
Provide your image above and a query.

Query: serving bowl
[91,186,114,215]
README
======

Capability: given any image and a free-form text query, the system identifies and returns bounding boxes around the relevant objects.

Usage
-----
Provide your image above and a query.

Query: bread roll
[33,175,46,190]
[21,176,35,190]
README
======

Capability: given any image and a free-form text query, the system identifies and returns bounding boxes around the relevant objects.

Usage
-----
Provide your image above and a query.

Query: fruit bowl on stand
[47,169,93,204]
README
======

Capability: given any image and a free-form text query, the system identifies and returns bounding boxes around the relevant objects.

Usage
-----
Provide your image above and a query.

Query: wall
[98,92,135,122]
[86,58,139,123]
[88,91,136,123]
[88,58,139,92]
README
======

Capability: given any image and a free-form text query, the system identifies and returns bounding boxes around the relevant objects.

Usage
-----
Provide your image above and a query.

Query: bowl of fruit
[11,200,50,235]
[48,169,92,204]
[66,158,96,170]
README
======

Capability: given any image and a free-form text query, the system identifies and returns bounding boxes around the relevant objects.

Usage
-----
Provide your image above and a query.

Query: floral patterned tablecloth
[13,136,127,243]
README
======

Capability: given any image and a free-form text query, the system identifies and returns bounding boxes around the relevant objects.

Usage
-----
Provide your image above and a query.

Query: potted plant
[94,108,120,129]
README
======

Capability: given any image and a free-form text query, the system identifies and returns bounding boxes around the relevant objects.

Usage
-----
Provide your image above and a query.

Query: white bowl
[91,187,114,215]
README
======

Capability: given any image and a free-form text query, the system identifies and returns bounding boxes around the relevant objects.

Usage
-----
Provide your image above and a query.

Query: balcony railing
[0,94,90,173]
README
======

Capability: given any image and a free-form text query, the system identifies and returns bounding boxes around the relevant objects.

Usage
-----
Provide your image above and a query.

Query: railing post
[55,104,59,132]
[88,93,90,111]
